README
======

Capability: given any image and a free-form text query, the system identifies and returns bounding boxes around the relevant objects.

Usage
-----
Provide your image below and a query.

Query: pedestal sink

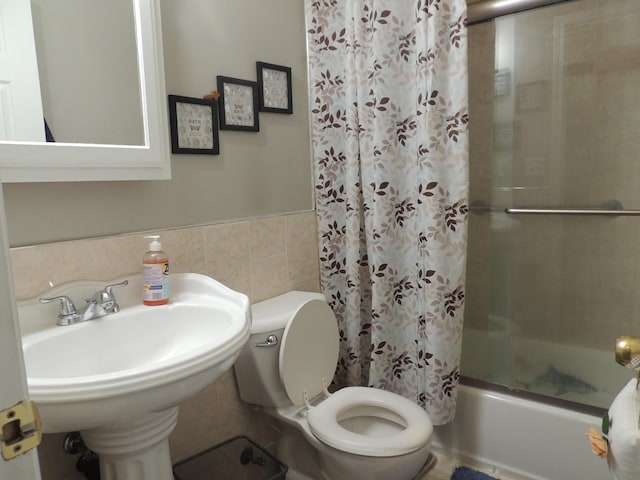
[18,273,250,480]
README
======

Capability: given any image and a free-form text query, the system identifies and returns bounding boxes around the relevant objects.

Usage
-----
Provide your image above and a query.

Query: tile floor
[421,454,517,480]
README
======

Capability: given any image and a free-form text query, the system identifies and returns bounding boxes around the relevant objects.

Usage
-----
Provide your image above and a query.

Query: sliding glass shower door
[464,0,640,409]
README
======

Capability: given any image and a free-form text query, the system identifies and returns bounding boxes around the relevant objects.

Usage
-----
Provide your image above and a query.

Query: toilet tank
[234,291,326,408]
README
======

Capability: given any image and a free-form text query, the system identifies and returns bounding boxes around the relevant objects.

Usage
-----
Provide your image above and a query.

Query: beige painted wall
[4,1,315,474]
[3,0,312,247]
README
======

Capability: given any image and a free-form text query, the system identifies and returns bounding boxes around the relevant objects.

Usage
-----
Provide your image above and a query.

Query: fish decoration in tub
[517,365,597,396]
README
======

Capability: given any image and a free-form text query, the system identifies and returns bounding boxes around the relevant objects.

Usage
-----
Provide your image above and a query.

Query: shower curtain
[305,0,469,424]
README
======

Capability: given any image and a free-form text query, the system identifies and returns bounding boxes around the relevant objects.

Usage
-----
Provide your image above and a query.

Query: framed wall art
[494,69,511,97]
[516,81,548,112]
[168,95,219,155]
[256,61,293,114]
[216,76,260,131]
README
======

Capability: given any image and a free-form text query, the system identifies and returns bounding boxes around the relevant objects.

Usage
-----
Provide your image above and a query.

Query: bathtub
[437,322,630,478]
[431,382,611,479]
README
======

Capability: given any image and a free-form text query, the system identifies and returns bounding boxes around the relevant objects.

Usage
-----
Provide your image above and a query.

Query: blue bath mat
[451,466,500,480]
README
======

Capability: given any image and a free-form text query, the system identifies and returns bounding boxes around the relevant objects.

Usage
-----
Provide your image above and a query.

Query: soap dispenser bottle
[143,235,169,306]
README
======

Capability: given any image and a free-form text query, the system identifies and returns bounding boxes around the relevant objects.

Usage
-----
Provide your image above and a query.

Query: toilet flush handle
[255,334,278,347]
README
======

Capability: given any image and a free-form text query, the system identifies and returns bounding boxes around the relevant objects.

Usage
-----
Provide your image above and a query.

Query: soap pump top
[143,235,169,306]
[146,235,162,251]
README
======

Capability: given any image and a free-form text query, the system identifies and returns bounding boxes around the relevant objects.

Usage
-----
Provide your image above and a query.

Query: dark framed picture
[216,76,260,131]
[256,62,293,114]
[168,95,219,155]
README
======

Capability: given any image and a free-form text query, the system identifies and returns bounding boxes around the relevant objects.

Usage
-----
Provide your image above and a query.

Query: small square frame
[168,95,219,155]
[216,76,260,131]
[516,81,548,112]
[257,62,293,114]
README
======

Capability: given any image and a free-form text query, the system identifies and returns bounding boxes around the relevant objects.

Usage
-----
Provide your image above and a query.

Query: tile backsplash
[11,211,320,480]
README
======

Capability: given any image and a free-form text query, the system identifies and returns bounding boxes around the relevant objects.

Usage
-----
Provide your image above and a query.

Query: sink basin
[18,273,250,480]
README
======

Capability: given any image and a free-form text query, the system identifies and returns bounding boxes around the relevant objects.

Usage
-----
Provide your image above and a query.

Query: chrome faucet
[39,280,129,326]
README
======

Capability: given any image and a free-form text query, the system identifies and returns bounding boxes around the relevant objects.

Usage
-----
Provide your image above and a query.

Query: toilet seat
[275,295,432,458]
[306,386,433,457]
[279,298,340,405]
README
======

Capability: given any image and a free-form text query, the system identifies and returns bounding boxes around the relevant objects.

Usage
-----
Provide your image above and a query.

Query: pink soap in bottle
[142,235,170,306]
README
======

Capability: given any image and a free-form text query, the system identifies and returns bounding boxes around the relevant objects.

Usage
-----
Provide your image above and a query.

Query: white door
[0,0,45,141]
[0,183,42,480]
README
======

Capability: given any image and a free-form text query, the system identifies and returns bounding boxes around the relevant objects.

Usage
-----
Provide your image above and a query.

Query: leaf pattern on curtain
[305,0,469,424]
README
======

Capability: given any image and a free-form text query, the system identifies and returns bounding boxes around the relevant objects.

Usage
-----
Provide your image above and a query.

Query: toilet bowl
[234,291,434,480]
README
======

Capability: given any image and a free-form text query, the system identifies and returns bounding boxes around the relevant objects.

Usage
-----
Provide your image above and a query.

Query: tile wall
[10,211,320,480]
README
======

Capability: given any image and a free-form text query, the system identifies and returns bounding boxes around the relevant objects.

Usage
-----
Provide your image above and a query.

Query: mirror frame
[0,0,171,183]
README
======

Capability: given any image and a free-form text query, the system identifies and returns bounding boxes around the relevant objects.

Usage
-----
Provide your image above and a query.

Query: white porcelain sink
[18,273,250,480]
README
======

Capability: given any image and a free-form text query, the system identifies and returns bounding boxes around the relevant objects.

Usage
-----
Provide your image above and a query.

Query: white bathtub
[431,383,611,480]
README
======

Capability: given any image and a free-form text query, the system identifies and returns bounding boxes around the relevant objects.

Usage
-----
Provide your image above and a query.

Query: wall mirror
[0,0,170,182]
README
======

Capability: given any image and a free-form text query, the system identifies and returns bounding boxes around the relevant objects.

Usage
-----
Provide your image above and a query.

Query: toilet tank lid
[250,291,327,334]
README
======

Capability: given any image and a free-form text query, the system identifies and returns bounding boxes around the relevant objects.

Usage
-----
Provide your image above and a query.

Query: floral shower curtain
[305,0,469,424]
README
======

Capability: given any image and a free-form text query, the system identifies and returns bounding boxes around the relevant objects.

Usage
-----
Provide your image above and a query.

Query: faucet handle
[39,295,77,317]
[104,279,129,295]
[92,280,129,313]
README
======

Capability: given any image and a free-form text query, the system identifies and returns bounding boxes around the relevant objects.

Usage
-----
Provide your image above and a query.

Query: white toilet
[234,291,434,480]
